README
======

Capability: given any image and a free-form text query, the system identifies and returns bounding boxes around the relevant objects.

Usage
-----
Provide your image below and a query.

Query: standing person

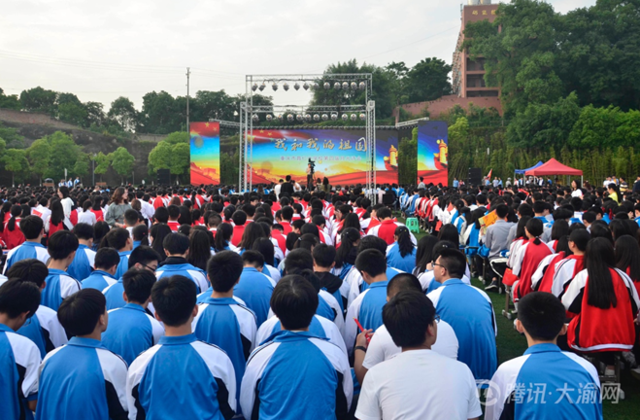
[3,215,49,274]
[41,230,81,311]
[105,187,132,228]
[428,248,498,384]
[36,289,129,420]
[274,179,283,200]
[126,275,237,419]
[234,251,275,326]
[280,175,294,197]
[0,280,42,419]
[57,186,74,219]
[483,204,515,291]
[486,292,602,420]
[356,290,481,420]
[240,275,352,420]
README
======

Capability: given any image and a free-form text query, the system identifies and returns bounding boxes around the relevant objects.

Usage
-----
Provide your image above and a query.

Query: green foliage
[397,128,417,185]
[44,132,79,180]
[147,141,173,174]
[19,86,57,115]
[0,123,25,149]
[110,147,135,181]
[169,143,190,182]
[27,138,51,181]
[108,96,138,132]
[163,131,189,145]
[405,58,452,103]
[0,88,20,110]
[139,91,185,134]
[73,152,90,179]
[2,149,29,184]
[93,152,111,178]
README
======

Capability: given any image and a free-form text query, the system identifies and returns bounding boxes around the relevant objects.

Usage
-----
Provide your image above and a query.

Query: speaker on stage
[157,169,171,185]
[468,168,482,186]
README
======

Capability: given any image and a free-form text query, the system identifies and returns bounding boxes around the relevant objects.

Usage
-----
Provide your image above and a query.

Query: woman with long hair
[512,218,552,301]
[188,229,213,271]
[615,234,640,297]
[78,199,97,225]
[213,223,236,253]
[91,196,105,222]
[336,213,361,246]
[105,187,132,228]
[437,224,460,248]
[607,183,621,204]
[413,235,439,276]
[386,225,417,273]
[239,223,267,252]
[563,237,640,374]
[334,227,360,279]
[57,186,74,218]
[3,205,25,249]
[48,199,67,236]
[547,219,569,252]
[150,223,172,263]
[92,221,110,252]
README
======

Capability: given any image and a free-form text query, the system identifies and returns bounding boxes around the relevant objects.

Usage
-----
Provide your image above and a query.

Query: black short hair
[48,230,80,260]
[128,246,161,269]
[100,227,130,251]
[242,250,264,268]
[387,273,422,297]
[6,259,48,287]
[57,289,106,336]
[312,244,336,268]
[284,248,314,273]
[163,233,190,255]
[376,207,391,219]
[20,215,44,240]
[495,204,509,219]
[0,279,40,319]
[355,249,386,277]
[154,207,169,224]
[251,238,275,268]
[517,292,566,341]
[207,251,244,293]
[281,206,294,221]
[383,291,435,348]
[72,223,94,241]
[122,268,157,303]
[358,236,388,254]
[94,248,120,270]
[151,275,197,327]
[569,229,590,252]
[132,224,148,241]
[232,210,247,226]
[167,205,180,220]
[271,275,318,330]
[437,248,466,279]
[124,209,139,226]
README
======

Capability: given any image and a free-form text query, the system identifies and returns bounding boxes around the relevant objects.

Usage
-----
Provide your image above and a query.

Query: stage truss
[239,73,377,203]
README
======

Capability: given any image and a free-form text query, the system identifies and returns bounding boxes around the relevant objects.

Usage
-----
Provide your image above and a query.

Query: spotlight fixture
[323,82,330,90]
[350,82,357,90]
[252,114,259,121]
[259,83,266,91]
[350,114,357,121]
[304,114,312,122]
[312,83,319,90]
[331,113,338,121]
[252,83,258,92]
[359,81,366,90]
[296,114,303,122]
[287,114,294,122]
[342,82,349,90]
[272,83,278,91]
[359,113,366,121]
[294,82,300,91]
[334,82,341,90]
[313,114,320,122]
[303,82,310,91]
[283,83,290,91]
[342,114,348,121]
[266,114,273,121]
[322,114,329,121]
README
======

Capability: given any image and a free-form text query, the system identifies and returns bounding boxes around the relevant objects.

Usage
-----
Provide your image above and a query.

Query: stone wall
[393,95,503,120]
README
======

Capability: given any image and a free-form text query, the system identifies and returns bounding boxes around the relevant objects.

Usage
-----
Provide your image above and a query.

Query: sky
[0,0,596,111]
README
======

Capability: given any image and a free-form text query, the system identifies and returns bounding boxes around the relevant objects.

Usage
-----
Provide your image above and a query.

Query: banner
[417,121,448,186]
[190,122,221,186]
[245,128,398,185]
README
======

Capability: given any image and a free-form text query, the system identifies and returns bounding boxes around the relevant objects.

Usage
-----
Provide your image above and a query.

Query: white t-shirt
[78,210,97,226]
[356,350,482,420]
[363,322,458,370]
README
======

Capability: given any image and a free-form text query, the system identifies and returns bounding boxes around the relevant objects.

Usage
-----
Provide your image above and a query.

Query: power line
[360,26,459,60]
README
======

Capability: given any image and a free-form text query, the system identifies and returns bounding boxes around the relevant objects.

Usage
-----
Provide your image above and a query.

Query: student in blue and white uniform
[41,230,81,311]
[345,249,390,355]
[0,280,42,420]
[192,251,257,414]
[234,251,276,327]
[252,237,282,282]
[427,248,498,385]
[486,292,603,420]
[36,289,128,420]
[127,275,237,420]
[355,289,482,420]
[8,260,68,358]
[102,227,133,279]
[155,233,208,293]
[386,226,417,273]
[417,241,471,293]
[82,248,120,290]
[102,268,164,365]
[313,244,349,313]
[103,246,160,310]
[241,275,352,420]
[3,215,49,274]
[67,223,97,281]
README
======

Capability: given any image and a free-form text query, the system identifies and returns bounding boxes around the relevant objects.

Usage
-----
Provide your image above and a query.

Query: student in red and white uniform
[562,237,640,373]
[166,205,181,232]
[366,207,416,246]
[89,197,105,223]
[531,237,567,294]
[511,218,552,302]
[231,211,247,247]
[3,205,25,250]
[279,207,294,235]
[615,234,640,298]
[32,198,51,226]
[547,228,589,298]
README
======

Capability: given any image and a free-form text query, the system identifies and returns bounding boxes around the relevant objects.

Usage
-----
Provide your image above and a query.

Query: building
[451,0,499,98]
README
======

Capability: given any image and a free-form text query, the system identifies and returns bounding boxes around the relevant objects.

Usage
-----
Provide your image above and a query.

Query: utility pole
[186,67,190,131]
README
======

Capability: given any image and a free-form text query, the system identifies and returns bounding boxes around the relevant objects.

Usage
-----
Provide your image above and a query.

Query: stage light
[359,113,366,121]
[334,82,341,90]
[283,83,290,91]
[350,114,357,121]
[287,114,294,122]
[296,114,303,122]
[303,82,310,90]
[266,114,273,121]
[342,114,348,121]
[322,114,329,121]
[272,83,278,91]
[294,83,300,91]
[304,114,312,122]
[331,113,338,121]
[259,83,266,91]
[312,83,319,90]
[342,82,349,90]
[252,83,258,92]
[323,82,330,90]
[350,82,357,90]
[275,114,282,120]
[359,81,366,90]
[313,114,320,122]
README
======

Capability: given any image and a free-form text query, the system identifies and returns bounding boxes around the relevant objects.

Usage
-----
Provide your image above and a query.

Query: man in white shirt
[355,290,482,420]
[274,179,283,200]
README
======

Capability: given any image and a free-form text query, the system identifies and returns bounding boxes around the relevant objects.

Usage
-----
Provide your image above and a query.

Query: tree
[83,102,106,127]
[73,152,90,181]
[19,86,57,115]
[191,90,237,122]
[404,58,452,103]
[57,102,88,126]
[0,88,20,110]
[2,149,29,185]
[170,143,190,183]
[27,138,52,183]
[139,91,183,134]
[93,152,111,182]
[44,131,79,180]
[163,131,189,145]
[147,141,173,174]
[110,147,135,184]
[108,97,139,132]
[0,123,25,149]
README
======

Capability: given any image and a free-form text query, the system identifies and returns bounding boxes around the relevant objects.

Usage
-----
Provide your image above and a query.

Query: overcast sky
[0,0,596,110]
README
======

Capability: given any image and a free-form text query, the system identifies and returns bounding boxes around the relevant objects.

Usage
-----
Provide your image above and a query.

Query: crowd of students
[0,179,638,419]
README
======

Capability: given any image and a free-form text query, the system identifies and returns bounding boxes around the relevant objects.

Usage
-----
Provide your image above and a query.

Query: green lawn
[405,221,639,419]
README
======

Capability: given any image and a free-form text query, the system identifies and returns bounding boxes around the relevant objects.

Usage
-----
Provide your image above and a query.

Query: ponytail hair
[214,223,233,252]
[585,237,617,309]
[525,218,543,245]
[395,226,414,257]
[6,205,22,232]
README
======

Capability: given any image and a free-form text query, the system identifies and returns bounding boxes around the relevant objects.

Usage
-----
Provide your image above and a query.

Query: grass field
[406,222,640,419]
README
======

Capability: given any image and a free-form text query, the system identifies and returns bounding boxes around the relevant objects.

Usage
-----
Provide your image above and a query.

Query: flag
[485,169,493,180]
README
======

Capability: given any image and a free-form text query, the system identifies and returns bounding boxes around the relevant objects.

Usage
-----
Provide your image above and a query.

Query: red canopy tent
[524,158,583,184]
